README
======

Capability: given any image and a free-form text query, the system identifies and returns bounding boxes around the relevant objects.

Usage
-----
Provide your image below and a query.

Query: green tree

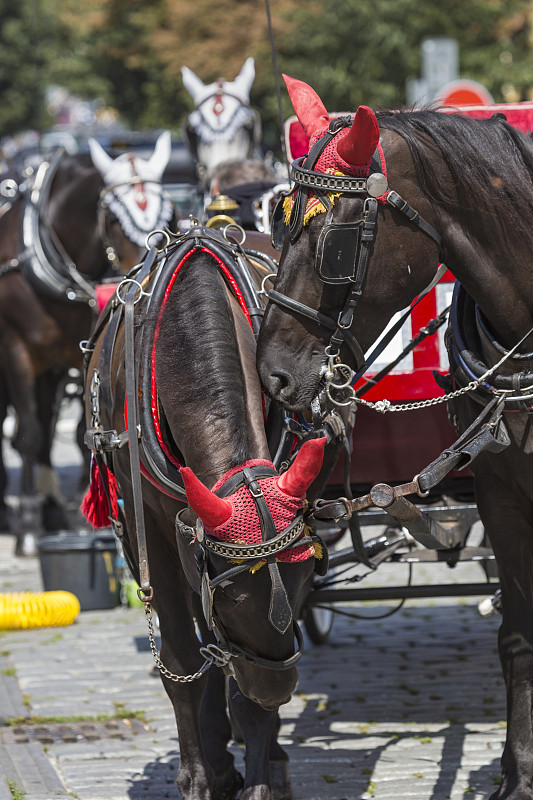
[274,0,533,113]
[0,0,51,135]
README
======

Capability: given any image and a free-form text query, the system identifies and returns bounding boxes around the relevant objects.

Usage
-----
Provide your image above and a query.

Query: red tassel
[81,458,119,528]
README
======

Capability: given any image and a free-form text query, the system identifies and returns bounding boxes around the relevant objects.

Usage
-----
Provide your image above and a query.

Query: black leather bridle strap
[241,465,293,634]
[329,198,378,355]
[213,618,305,670]
[268,288,365,365]
[387,190,441,248]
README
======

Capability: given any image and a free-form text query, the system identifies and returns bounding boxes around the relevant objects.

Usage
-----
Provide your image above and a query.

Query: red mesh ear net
[283,74,330,139]
[180,467,232,528]
[277,437,326,498]
[336,105,380,166]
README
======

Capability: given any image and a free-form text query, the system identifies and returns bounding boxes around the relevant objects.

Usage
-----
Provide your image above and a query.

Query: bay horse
[0,132,174,553]
[257,75,533,800]
[82,224,327,799]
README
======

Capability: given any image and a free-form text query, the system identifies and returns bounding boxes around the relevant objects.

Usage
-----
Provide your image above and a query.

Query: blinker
[270,190,292,251]
[316,221,363,284]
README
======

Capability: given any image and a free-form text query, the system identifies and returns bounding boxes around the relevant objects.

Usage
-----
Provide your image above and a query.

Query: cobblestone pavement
[0,404,506,800]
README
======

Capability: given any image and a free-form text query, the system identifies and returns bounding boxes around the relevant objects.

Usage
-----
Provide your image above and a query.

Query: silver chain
[354,378,482,413]
[145,603,231,682]
[325,326,533,414]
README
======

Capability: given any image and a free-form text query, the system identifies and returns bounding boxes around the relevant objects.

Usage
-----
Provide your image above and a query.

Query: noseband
[176,462,324,671]
[268,116,442,365]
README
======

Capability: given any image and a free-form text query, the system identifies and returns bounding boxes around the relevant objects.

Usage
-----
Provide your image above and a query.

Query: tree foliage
[1,0,533,148]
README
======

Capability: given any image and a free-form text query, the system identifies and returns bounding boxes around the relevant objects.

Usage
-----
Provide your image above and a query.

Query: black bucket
[38,530,121,611]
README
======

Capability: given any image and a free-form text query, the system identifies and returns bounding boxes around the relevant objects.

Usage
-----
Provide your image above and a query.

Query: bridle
[97,169,174,259]
[185,85,262,174]
[176,460,325,671]
[268,116,442,368]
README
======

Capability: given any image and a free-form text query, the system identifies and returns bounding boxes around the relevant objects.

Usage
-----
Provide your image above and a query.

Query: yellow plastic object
[0,591,81,630]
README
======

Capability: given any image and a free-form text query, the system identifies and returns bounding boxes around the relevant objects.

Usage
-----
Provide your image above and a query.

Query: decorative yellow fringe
[283,169,345,227]
[0,591,81,630]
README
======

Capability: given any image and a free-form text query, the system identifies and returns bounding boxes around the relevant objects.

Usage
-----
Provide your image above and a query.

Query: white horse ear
[88,137,114,178]
[147,131,172,178]
[232,57,255,103]
[181,66,207,105]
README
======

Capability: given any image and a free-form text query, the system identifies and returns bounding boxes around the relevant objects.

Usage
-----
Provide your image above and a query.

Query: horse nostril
[270,370,296,401]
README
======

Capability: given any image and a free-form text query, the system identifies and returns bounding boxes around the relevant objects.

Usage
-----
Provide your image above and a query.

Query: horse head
[182,58,261,181]
[257,75,441,410]
[88,131,175,272]
[179,437,326,709]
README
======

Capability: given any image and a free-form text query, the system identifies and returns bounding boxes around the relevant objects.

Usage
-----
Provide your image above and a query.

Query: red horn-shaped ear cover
[180,467,233,528]
[283,74,330,139]
[336,105,380,166]
[277,437,327,498]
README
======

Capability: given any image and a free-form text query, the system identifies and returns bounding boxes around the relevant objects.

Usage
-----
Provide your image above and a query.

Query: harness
[21,151,103,305]
[268,116,442,366]
[447,282,533,414]
[83,226,326,674]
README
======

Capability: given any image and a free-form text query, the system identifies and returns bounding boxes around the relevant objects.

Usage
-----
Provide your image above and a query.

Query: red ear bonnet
[282,74,330,138]
[337,105,380,166]
[284,75,380,177]
[180,467,233,528]
[277,437,326,498]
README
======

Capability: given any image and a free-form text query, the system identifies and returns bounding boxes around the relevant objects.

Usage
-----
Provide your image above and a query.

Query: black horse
[257,75,533,800]
[82,226,328,800]
[0,133,173,553]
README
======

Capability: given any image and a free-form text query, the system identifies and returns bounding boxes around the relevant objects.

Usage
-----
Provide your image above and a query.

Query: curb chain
[145,603,230,682]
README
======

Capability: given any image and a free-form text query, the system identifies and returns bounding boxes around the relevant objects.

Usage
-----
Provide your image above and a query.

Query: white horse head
[88,131,174,247]
[182,58,261,179]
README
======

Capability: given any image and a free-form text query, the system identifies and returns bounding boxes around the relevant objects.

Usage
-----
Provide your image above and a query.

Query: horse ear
[232,57,255,103]
[336,105,380,166]
[277,438,326,498]
[181,65,207,105]
[282,75,330,139]
[180,467,233,528]
[147,131,172,178]
[88,138,114,179]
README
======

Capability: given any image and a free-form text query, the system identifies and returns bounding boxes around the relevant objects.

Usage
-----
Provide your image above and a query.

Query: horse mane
[378,109,533,244]
[151,252,252,473]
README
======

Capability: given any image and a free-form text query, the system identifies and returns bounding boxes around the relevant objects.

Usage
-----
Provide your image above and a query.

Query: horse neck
[438,221,530,350]
[383,116,533,351]
[153,253,270,488]
[48,161,107,278]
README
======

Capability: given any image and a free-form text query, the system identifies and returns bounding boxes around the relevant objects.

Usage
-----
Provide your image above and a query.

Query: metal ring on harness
[146,228,171,251]
[115,278,150,305]
[222,222,246,246]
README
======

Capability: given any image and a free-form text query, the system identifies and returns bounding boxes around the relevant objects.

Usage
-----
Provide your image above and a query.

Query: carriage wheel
[303,605,334,645]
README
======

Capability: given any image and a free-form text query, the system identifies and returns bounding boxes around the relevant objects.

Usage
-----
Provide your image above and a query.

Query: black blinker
[316,221,363,284]
[270,193,287,251]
